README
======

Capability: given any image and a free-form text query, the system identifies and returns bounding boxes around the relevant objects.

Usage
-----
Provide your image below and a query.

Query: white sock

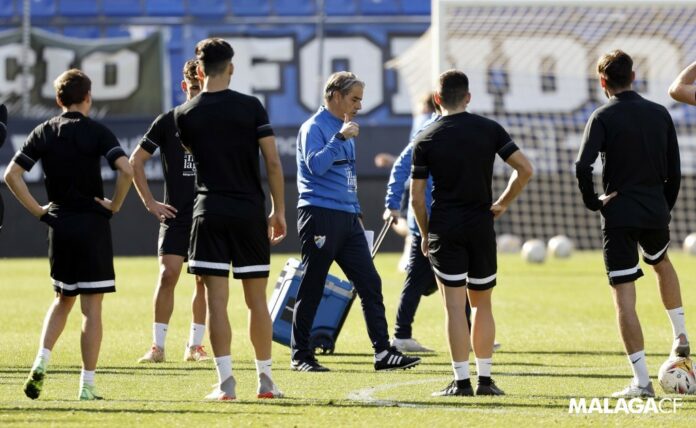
[476,357,493,378]
[188,323,206,347]
[255,358,272,379]
[214,355,233,385]
[33,348,51,369]
[628,350,650,387]
[80,369,95,388]
[375,350,389,361]
[452,360,470,380]
[667,307,688,339]
[153,323,168,349]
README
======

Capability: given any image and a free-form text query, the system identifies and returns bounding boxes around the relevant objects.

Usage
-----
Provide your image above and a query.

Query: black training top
[0,103,7,147]
[140,110,195,224]
[174,89,274,219]
[575,91,680,229]
[12,111,126,215]
[411,111,519,233]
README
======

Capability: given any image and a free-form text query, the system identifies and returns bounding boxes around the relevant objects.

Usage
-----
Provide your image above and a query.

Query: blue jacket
[297,106,361,214]
[384,114,439,235]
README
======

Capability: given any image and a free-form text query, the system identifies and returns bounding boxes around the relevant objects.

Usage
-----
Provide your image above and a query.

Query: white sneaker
[390,337,435,353]
[257,373,283,398]
[611,381,655,398]
[204,376,236,401]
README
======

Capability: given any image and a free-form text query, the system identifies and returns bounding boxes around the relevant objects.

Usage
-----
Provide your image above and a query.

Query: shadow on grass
[498,350,666,358]
[0,406,286,416]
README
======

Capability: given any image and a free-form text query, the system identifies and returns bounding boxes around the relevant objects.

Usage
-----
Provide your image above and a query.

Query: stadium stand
[58,0,99,16]
[103,0,144,17]
[146,0,185,16]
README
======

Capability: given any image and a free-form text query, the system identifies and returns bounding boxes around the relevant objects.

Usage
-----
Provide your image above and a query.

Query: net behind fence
[421,1,696,249]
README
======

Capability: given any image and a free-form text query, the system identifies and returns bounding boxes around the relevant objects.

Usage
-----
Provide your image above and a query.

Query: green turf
[1,252,695,426]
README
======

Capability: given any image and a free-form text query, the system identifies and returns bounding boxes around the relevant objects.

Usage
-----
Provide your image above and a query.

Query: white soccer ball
[521,239,546,263]
[658,356,696,394]
[547,235,574,258]
[683,233,696,255]
[497,234,522,253]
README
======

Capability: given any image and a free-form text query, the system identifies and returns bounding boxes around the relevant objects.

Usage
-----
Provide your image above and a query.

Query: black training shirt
[174,89,274,219]
[12,111,126,215]
[140,110,195,225]
[575,91,680,229]
[411,111,519,233]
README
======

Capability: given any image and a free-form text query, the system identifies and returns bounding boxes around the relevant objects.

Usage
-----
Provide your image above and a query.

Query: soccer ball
[521,239,546,263]
[683,233,696,255]
[547,235,573,258]
[658,356,696,394]
[497,234,522,253]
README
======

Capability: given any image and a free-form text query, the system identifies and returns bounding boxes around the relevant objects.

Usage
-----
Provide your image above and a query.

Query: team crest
[314,235,326,249]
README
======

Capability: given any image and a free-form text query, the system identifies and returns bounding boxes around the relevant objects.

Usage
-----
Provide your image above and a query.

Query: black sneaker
[476,379,505,396]
[374,347,421,371]
[291,357,330,372]
[431,380,474,397]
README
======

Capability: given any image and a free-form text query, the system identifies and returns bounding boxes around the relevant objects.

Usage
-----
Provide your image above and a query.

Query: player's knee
[652,255,673,275]
[55,294,77,309]
[158,265,180,288]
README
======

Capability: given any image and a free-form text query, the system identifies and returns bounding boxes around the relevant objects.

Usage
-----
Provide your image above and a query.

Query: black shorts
[603,228,670,286]
[427,223,497,290]
[158,220,192,259]
[44,211,116,296]
[187,214,270,279]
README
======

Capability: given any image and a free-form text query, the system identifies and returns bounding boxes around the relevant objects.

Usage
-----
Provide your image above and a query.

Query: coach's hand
[490,202,508,219]
[145,199,177,222]
[599,191,618,206]
[382,208,400,222]
[268,211,287,245]
[340,114,360,139]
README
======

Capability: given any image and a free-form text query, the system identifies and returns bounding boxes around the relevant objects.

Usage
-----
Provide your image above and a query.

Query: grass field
[1,251,695,427]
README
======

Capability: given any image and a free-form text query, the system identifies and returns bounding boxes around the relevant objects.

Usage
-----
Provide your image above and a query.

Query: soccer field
[1,252,695,427]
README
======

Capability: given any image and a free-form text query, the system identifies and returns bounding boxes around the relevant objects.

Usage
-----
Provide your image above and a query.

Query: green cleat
[23,360,46,400]
[78,384,104,401]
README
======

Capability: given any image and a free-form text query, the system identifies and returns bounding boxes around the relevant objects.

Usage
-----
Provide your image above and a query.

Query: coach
[291,71,420,372]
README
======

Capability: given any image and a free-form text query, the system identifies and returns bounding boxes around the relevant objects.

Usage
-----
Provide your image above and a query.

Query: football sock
[255,358,273,379]
[33,348,51,369]
[628,350,650,387]
[189,323,206,347]
[80,370,95,388]
[153,323,168,349]
[452,360,470,380]
[214,356,233,385]
[667,307,688,340]
[476,357,493,378]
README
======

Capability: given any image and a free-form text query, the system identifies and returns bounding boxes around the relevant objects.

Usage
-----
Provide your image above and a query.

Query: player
[292,71,421,372]
[411,70,532,397]
[174,38,286,400]
[4,69,133,400]
[0,103,7,233]
[576,50,688,398]
[131,59,208,364]
[668,61,696,105]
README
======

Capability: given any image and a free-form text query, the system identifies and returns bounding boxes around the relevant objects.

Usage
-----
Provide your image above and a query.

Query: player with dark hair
[4,69,133,400]
[292,71,421,372]
[174,38,286,400]
[412,70,532,397]
[132,59,209,364]
[669,61,696,106]
[576,50,688,398]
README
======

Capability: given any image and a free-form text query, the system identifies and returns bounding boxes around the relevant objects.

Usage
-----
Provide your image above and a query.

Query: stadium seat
[230,0,270,16]
[103,0,143,16]
[273,0,315,16]
[401,0,430,15]
[187,0,228,17]
[105,25,132,38]
[359,0,399,15]
[58,0,99,16]
[63,26,101,39]
[0,0,15,18]
[30,0,56,17]
[145,0,185,16]
[324,0,357,16]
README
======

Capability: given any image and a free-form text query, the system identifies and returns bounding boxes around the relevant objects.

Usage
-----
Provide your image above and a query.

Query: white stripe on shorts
[468,273,497,285]
[640,241,670,261]
[53,279,115,291]
[188,260,230,271]
[232,264,270,274]
[431,265,468,282]
[608,264,640,278]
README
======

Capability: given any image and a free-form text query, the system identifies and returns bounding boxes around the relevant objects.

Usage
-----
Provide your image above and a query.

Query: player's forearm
[110,159,134,213]
[265,157,286,215]
[3,163,44,218]
[669,61,696,105]
[129,155,156,208]
[410,190,428,236]
[575,165,602,211]
[495,168,531,208]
